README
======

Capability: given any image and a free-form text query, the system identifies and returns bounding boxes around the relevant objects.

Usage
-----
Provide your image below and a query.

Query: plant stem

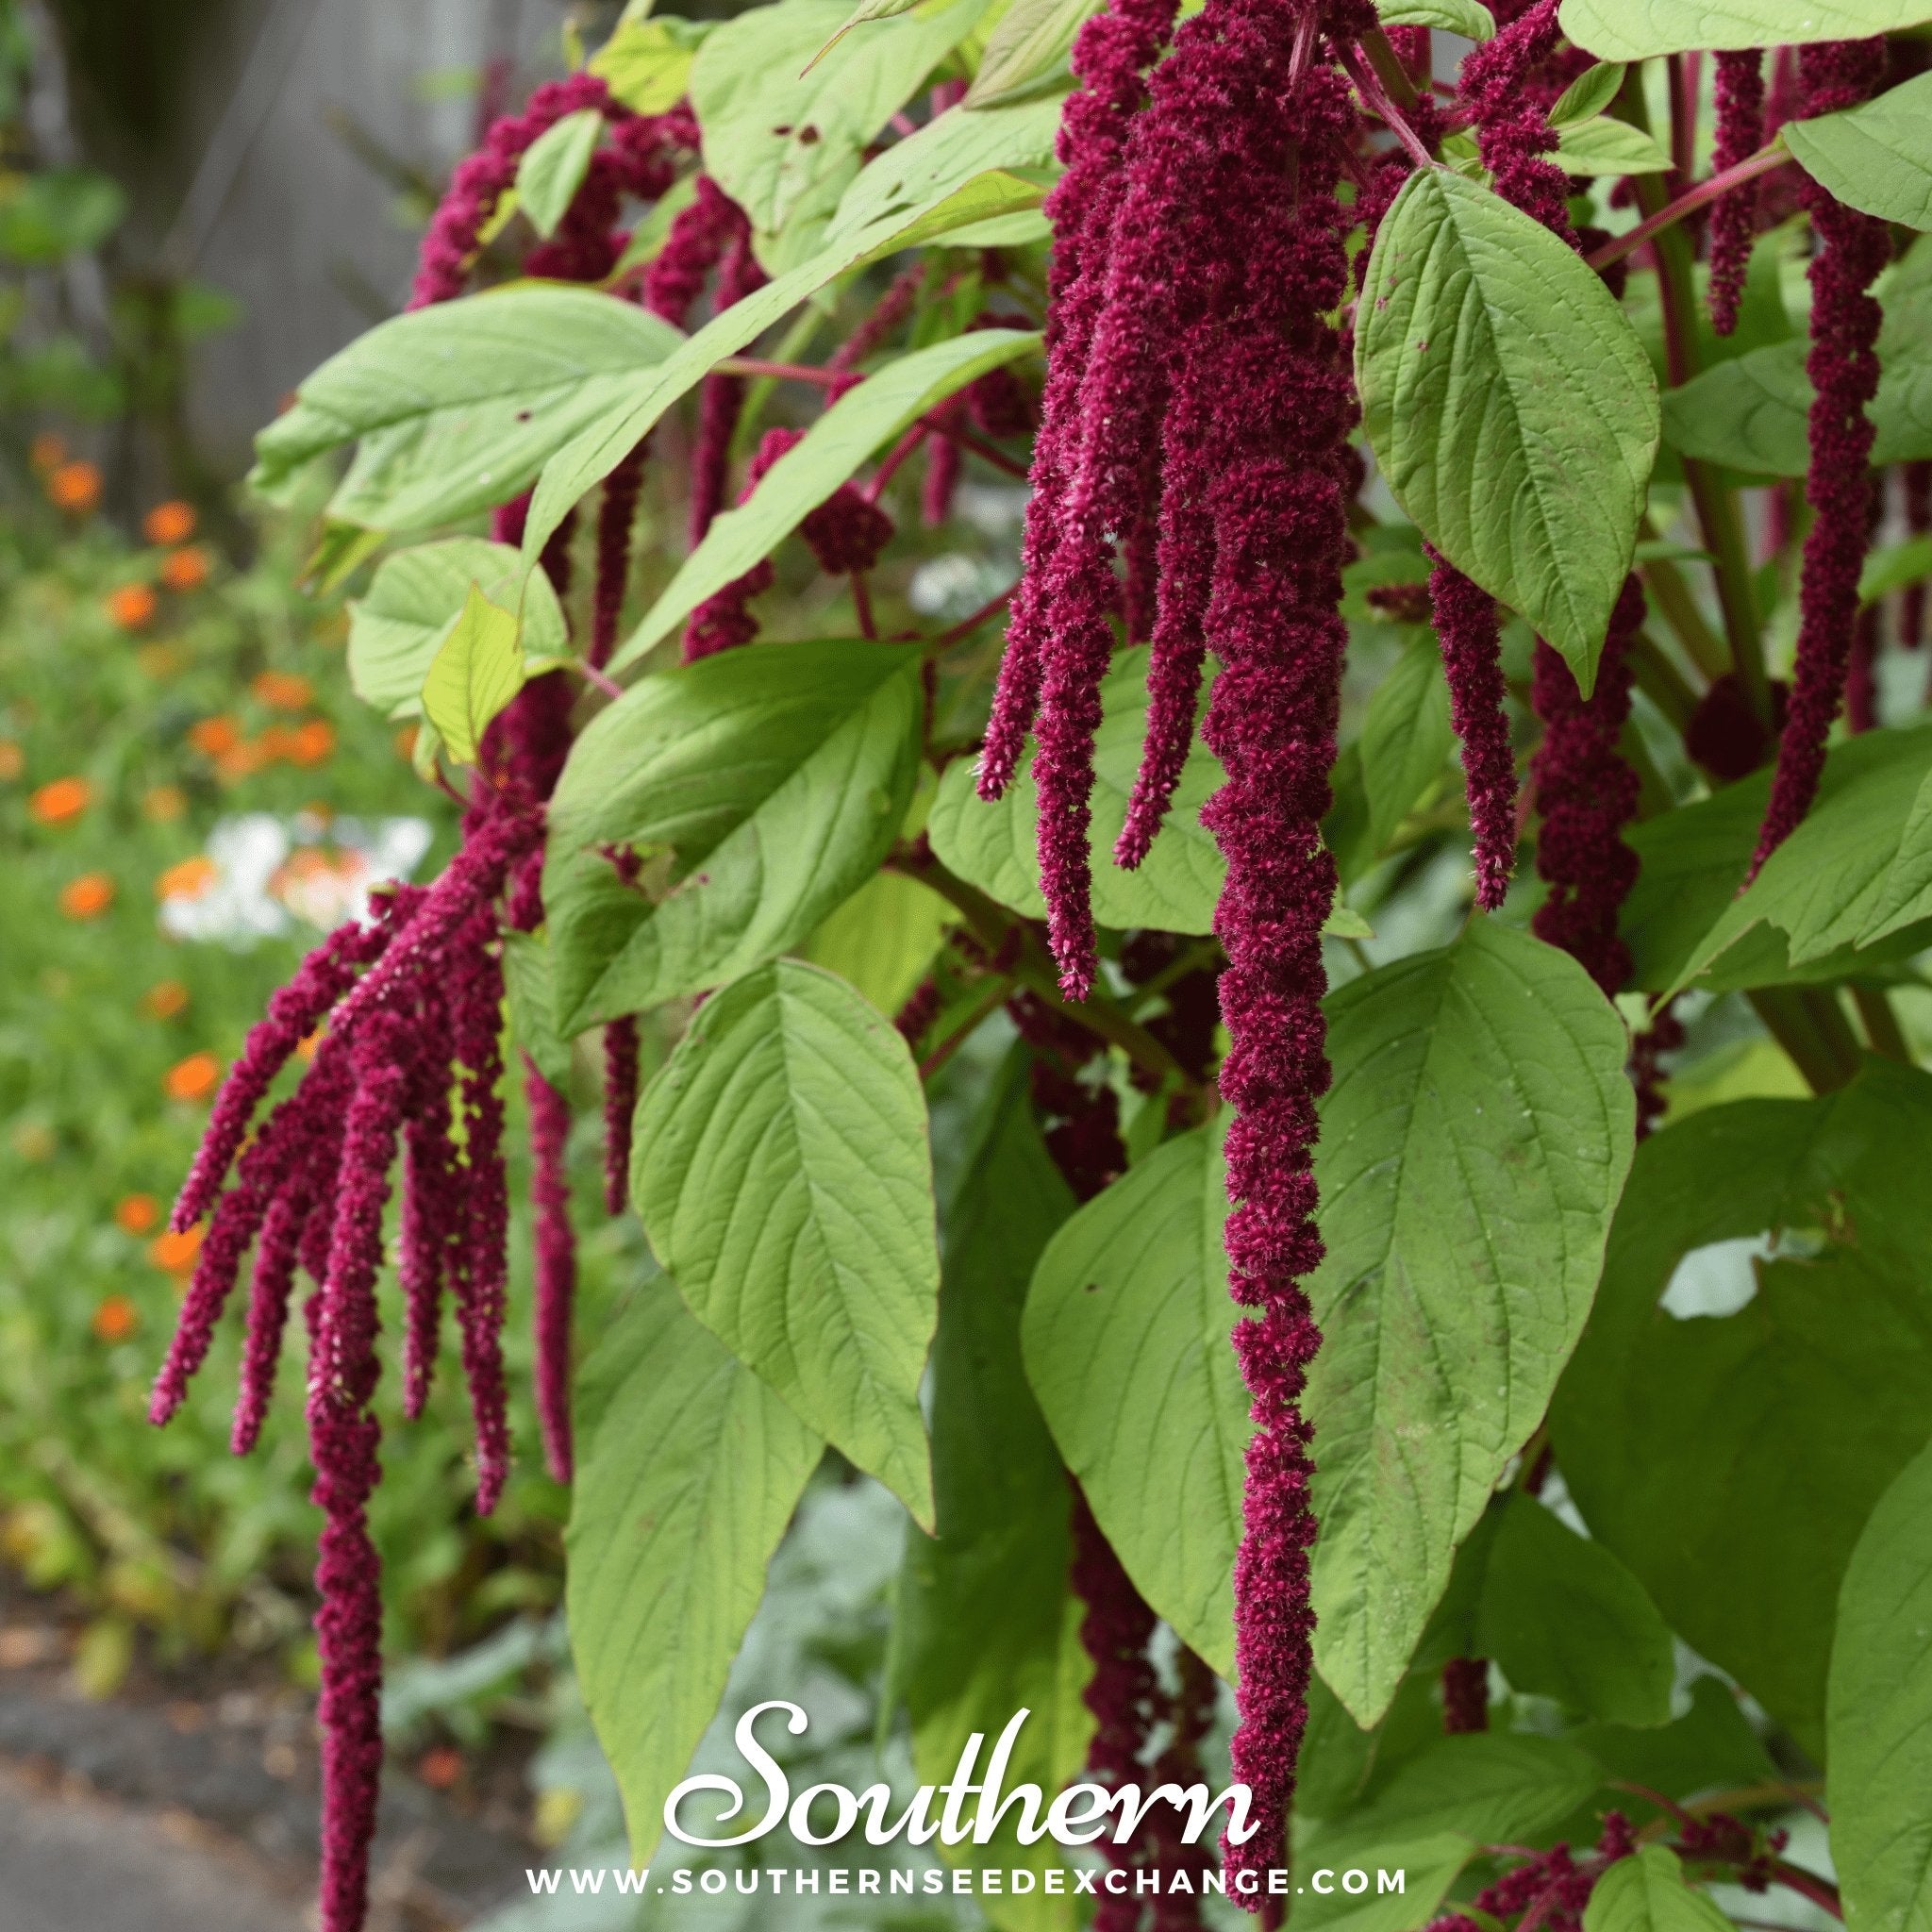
[867,424,928,502]
[1851,982,1910,1062]
[1340,40,1437,173]
[892,847,1194,1092]
[1584,144,1791,275]
[1641,546,1731,681]
[918,975,1015,1082]
[851,572,878,640]
[1630,162,1772,721]
[576,659,625,701]
[1749,986,1864,1092]
[716,356,841,387]
[930,581,1018,651]
[1629,627,1701,732]
[1359,25,1420,113]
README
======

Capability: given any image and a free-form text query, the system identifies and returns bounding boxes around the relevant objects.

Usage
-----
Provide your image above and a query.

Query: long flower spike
[1707,51,1767,337]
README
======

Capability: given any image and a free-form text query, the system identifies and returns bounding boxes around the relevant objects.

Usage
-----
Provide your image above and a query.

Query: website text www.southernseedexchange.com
[522,1863,1416,1901]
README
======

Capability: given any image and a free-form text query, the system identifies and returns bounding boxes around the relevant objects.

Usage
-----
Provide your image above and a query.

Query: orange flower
[59,873,115,920]
[416,1745,463,1790]
[0,742,22,782]
[114,1194,161,1235]
[106,583,158,631]
[157,855,217,902]
[288,719,337,767]
[142,980,190,1020]
[46,460,101,515]
[29,432,67,474]
[149,1226,204,1274]
[92,1296,141,1343]
[188,715,240,758]
[142,784,187,823]
[213,741,267,784]
[142,501,196,546]
[29,776,91,824]
[252,670,312,711]
[160,546,210,592]
[165,1051,221,1102]
[256,724,297,762]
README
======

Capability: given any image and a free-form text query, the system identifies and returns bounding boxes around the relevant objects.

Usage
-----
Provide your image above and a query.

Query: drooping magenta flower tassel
[1749,39,1891,879]
[308,1011,410,1932]
[1426,553,1519,909]
[591,448,644,671]
[688,221,768,546]
[977,0,1180,808]
[397,979,458,1422]
[1903,462,1931,648]
[1441,1656,1491,1733]
[1707,52,1766,337]
[525,1056,576,1483]
[1459,0,1572,234]
[602,1019,640,1214]
[1528,579,1644,998]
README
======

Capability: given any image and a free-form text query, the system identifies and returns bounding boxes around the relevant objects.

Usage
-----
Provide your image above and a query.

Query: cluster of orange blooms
[187,708,336,782]
[103,502,212,630]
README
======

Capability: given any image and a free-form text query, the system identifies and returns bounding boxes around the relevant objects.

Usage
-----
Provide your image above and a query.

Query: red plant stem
[1586,145,1791,274]
[924,413,1031,477]
[932,582,1019,650]
[867,424,929,502]
[852,572,878,639]
[1340,42,1436,171]
[577,660,624,700]
[715,356,843,386]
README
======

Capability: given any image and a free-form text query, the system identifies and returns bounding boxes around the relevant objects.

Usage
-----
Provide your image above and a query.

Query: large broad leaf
[1829,1437,1932,1932]
[1474,1493,1675,1728]
[631,960,940,1526]
[521,167,1047,562]
[963,0,1096,108]
[1585,1849,1738,1932]
[515,108,603,239]
[1559,0,1932,58]
[1306,919,1635,1724]
[1663,264,1932,476]
[1672,724,1932,994]
[345,537,568,717]
[420,584,525,767]
[829,93,1060,243]
[610,327,1041,671]
[589,14,712,114]
[1022,1123,1251,1677]
[1552,1061,1932,1752]
[799,869,954,1018]
[691,0,986,266]
[1358,631,1456,850]
[1557,117,1674,176]
[929,645,1226,934]
[1357,168,1658,693]
[250,286,684,532]
[567,1274,824,1865]
[1788,73,1932,231]
[895,1053,1088,1930]
[543,639,924,1031]
[1573,1676,1776,1815]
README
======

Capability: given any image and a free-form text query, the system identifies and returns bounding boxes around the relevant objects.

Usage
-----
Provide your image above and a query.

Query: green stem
[918,975,1015,1083]
[1851,983,1911,1063]
[1629,627,1700,733]
[1641,546,1729,682]
[1749,987,1864,1092]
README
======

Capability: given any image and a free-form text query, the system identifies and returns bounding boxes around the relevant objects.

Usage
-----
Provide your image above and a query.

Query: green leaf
[1552,1060,1932,1750]
[346,537,568,717]
[1788,72,1932,232]
[1672,724,1932,994]
[799,870,955,1017]
[1309,1732,1603,1865]
[567,1274,824,1865]
[691,0,986,265]
[543,639,924,1030]
[611,327,1041,670]
[1306,919,1636,1724]
[1474,1493,1675,1727]
[250,286,685,532]
[928,644,1227,935]
[1291,1835,1477,1932]
[419,584,525,767]
[1357,168,1659,693]
[1663,272,1932,476]
[964,0,1097,108]
[1558,0,1932,59]
[631,959,940,1525]
[521,169,1047,564]
[0,169,126,264]
[1359,631,1456,849]
[895,1054,1089,1929]
[502,932,575,1095]
[830,92,1061,241]
[1828,1436,1932,1932]
[1572,1675,1776,1814]
[1585,1848,1738,1932]
[514,108,603,240]
[1557,116,1675,176]
[1550,63,1626,125]
[589,14,712,113]
[1378,0,1495,39]
[1022,1124,1251,1677]
[1862,535,1932,606]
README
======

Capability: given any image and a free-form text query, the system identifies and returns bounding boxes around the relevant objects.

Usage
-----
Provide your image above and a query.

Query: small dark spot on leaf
[1415,340,1430,353]
[1082,1280,1103,1293]
[798,124,821,145]
[773,123,793,135]
[516,409,532,422]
